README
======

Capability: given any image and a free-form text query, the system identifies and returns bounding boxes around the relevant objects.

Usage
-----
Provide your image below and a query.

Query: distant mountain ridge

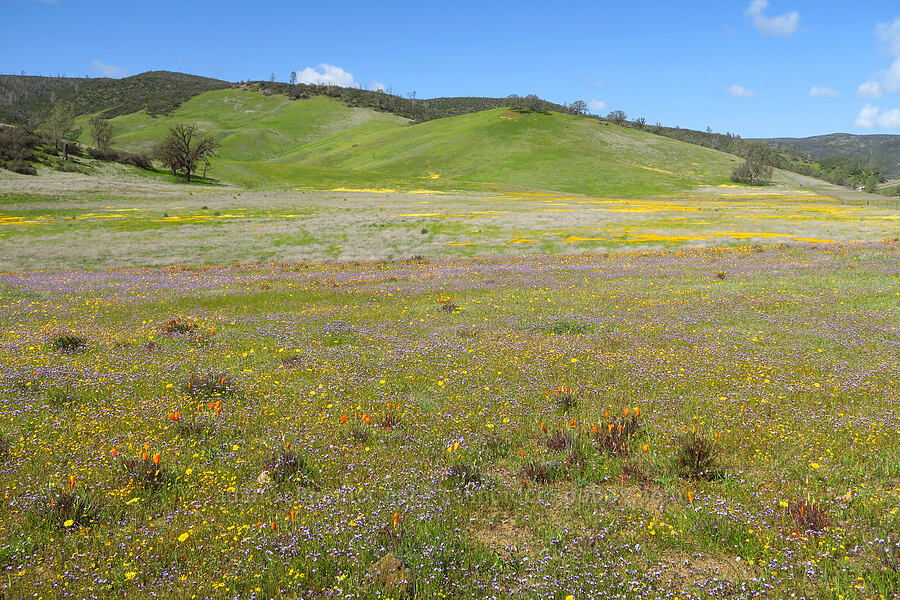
[0,71,229,125]
[759,133,900,178]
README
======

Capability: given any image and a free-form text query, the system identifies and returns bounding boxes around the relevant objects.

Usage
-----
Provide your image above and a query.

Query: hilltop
[0,71,229,125]
[3,70,895,197]
[70,86,742,195]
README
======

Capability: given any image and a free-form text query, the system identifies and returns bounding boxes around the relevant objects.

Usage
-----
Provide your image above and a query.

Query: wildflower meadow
[0,241,898,599]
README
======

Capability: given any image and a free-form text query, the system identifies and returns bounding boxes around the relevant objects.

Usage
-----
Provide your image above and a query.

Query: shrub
[731,158,773,185]
[5,158,36,175]
[379,409,402,430]
[50,492,104,528]
[46,386,80,407]
[551,385,577,411]
[122,456,172,490]
[0,126,39,163]
[483,433,509,458]
[789,500,828,533]
[164,318,197,335]
[181,372,235,397]
[674,432,721,480]
[265,449,316,486]
[349,422,371,444]
[438,296,458,312]
[545,430,575,452]
[49,332,88,353]
[446,463,482,486]
[520,460,563,485]
[592,415,642,456]
[86,146,152,169]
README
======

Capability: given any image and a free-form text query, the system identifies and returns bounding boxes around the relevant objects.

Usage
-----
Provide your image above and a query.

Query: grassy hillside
[83,89,407,161]
[275,107,742,196]
[80,89,747,195]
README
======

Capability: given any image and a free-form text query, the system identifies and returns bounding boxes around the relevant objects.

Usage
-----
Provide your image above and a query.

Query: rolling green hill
[273,107,742,196]
[80,89,745,195]
[82,89,407,161]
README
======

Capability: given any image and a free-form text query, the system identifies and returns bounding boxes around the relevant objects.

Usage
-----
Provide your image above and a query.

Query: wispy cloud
[90,59,129,78]
[875,17,900,56]
[808,85,838,99]
[856,80,883,98]
[295,64,357,87]
[744,0,800,37]
[727,84,756,100]
[859,20,900,95]
[587,99,607,113]
[370,81,386,92]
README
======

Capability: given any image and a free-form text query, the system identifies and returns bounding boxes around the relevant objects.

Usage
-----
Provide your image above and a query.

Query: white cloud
[587,99,607,113]
[370,81,386,92]
[90,59,129,78]
[727,84,756,100]
[875,18,900,56]
[294,64,357,87]
[856,80,883,98]
[885,57,900,92]
[855,104,879,127]
[744,0,800,37]
[808,85,838,98]
[854,104,900,129]
[877,108,900,128]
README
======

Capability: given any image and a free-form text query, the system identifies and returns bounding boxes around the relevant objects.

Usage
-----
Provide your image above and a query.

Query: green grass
[77,89,407,163]
[2,184,897,271]
[279,108,743,197]
[79,90,748,196]
[0,242,897,598]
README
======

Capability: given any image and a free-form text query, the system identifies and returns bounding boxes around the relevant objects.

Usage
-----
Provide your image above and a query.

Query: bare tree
[570,99,588,115]
[606,110,627,125]
[634,117,646,130]
[289,71,297,85]
[154,124,219,183]
[269,73,276,82]
[41,103,75,152]
[89,114,112,149]
[525,94,542,111]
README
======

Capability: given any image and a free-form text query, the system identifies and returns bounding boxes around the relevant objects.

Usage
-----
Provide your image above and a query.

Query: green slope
[276,107,743,196]
[79,89,408,161]
[88,89,745,196]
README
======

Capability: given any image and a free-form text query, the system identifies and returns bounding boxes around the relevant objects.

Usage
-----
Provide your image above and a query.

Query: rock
[367,552,414,596]
[257,470,271,485]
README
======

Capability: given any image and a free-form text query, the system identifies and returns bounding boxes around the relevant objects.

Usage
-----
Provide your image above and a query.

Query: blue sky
[2,0,900,137]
